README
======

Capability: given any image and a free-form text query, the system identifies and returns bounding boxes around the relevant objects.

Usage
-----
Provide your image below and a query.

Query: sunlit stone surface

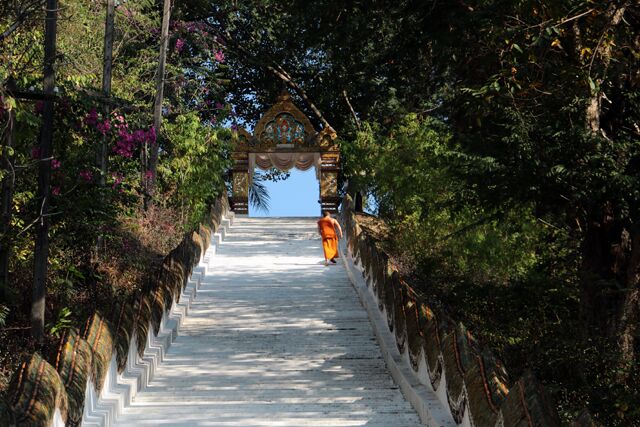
[113,217,422,426]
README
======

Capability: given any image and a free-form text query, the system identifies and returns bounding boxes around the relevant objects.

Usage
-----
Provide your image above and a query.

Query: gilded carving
[252,91,316,151]
[232,172,249,198]
[232,127,252,151]
[259,113,306,146]
[320,172,338,198]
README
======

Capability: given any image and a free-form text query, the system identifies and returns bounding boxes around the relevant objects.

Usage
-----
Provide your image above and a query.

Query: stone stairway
[112,217,423,426]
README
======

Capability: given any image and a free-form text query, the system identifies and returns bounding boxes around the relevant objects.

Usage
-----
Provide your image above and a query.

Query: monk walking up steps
[317,210,343,266]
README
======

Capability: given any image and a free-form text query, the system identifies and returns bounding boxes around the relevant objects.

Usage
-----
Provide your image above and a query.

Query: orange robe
[318,217,339,260]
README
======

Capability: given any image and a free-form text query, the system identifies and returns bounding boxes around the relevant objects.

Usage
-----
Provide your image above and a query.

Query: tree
[148,0,172,201]
[32,0,58,342]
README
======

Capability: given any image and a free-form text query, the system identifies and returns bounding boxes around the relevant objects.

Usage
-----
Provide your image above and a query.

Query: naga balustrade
[2,196,231,427]
[339,193,600,427]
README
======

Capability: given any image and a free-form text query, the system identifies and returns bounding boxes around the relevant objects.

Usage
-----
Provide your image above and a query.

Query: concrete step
[112,217,423,427]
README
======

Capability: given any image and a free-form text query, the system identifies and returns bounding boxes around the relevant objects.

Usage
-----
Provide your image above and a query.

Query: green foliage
[346,115,545,283]
[160,112,231,229]
[47,307,72,338]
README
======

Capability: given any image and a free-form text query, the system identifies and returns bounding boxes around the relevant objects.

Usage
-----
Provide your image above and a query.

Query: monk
[317,210,343,266]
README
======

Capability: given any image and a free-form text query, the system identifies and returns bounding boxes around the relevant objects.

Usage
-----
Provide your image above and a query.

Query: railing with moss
[340,193,599,427]
[0,195,232,427]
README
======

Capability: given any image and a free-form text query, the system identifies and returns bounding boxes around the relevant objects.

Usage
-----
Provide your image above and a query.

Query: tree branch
[0,0,47,43]
[205,22,335,131]
[342,89,361,131]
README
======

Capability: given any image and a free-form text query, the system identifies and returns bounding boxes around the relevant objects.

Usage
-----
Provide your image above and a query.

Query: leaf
[512,43,523,54]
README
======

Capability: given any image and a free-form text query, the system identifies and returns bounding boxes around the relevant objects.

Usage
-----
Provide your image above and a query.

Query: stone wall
[1,196,231,427]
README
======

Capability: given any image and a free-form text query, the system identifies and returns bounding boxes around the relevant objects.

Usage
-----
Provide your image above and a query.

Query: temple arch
[230,91,340,215]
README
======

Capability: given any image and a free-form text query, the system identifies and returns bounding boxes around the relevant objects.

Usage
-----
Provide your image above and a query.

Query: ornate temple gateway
[230,91,340,214]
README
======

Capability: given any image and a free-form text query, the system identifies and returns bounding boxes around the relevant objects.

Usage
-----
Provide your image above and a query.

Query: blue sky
[250,168,320,217]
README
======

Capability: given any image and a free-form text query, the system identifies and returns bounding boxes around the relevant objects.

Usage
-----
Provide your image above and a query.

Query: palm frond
[249,172,271,214]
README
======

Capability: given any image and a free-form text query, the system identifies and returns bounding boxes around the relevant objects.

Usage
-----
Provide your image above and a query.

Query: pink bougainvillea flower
[51,159,61,169]
[133,129,146,143]
[214,50,225,63]
[111,172,124,190]
[146,127,157,144]
[79,169,93,182]
[113,129,136,157]
[96,119,111,135]
[144,170,154,180]
[51,186,61,196]
[113,140,134,158]
[84,108,98,126]
[215,102,224,109]
[31,147,41,160]
[175,38,185,53]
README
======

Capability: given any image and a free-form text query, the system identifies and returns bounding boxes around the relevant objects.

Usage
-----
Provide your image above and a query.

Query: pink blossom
[175,38,185,53]
[113,129,136,157]
[112,112,126,124]
[215,102,224,109]
[133,129,146,143]
[111,172,124,190]
[214,50,225,63]
[113,139,135,158]
[51,159,61,169]
[96,119,111,135]
[31,147,41,160]
[146,127,157,145]
[85,108,98,126]
[79,169,93,182]
[144,170,154,180]
[51,186,61,196]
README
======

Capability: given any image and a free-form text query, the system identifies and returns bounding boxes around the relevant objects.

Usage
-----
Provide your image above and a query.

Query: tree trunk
[100,0,115,187]
[32,0,57,343]
[148,0,171,201]
[95,0,115,255]
[0,108,15,293]
[617,223,640,373]
[354,192,363,213]
[579,4,636,372]
[579,206,620,337]
[342,89,361,131]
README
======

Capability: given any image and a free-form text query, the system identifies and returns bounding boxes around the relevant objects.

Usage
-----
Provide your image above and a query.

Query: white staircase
[111,217,423,426]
